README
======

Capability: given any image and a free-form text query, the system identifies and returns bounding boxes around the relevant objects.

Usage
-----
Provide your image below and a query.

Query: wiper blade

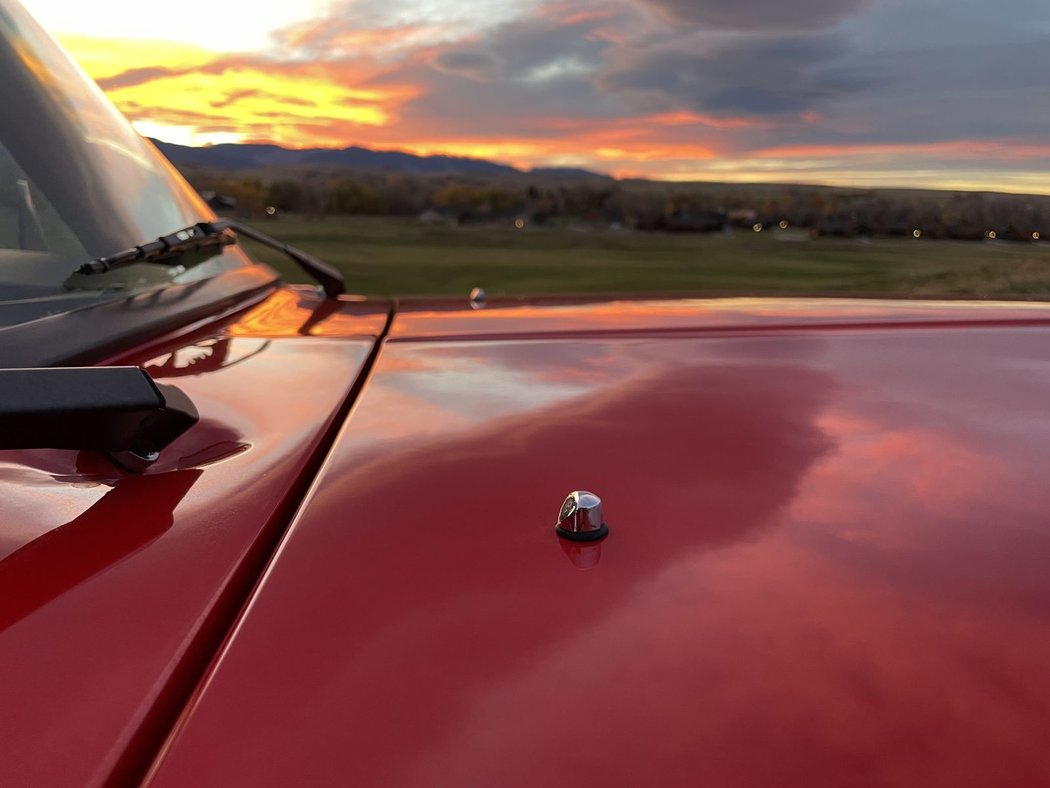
[75,218,345,298]
[76,221,235,274]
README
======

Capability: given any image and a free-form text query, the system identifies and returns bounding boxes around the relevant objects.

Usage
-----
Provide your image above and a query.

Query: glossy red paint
[0,289,387,786]
[147,301,1050,786]
[392,295,1050,340]
[223,286,389,339]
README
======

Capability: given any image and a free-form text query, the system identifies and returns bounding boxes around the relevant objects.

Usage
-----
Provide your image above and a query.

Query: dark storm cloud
[635,0,871,29]
[600,32,882,116]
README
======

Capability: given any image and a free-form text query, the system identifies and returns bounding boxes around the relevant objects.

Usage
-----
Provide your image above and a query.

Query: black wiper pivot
[0,367,198,470]
[76,219,345,298]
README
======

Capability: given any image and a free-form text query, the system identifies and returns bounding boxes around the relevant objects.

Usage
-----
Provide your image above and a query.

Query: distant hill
[150,139,608,180]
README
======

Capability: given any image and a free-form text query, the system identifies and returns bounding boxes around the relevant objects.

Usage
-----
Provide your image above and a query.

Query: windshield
[0,0,248,316]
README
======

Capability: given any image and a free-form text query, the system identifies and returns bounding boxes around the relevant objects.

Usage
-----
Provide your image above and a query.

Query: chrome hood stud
[555,491,609,542]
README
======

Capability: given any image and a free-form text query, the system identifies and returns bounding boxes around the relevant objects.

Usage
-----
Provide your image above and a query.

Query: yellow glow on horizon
[396,140,550,163]
[102,78,393,151]
[60,34,419,149]
[134,121,245,148]
[111,65,394,121]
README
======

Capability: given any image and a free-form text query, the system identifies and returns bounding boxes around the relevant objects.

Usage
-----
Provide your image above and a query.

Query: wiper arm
[215,219,345,298]
[75,218,345,298]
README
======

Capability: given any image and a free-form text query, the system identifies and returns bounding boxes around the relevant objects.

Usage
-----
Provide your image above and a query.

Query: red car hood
[143,296,1050,786]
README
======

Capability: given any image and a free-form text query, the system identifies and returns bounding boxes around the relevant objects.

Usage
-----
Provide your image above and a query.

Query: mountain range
[150,139,607,180]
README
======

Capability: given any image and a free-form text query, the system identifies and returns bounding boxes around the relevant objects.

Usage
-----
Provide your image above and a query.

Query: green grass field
[241,215,1050,300]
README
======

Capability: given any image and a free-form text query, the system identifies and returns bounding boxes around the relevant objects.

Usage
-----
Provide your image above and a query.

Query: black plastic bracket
[0,367,198,469]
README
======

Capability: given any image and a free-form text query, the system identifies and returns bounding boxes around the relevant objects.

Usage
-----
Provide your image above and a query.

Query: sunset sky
[20,0,1050,192]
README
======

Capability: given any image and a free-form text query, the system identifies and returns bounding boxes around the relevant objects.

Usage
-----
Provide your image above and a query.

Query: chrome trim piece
[555,490,608,542]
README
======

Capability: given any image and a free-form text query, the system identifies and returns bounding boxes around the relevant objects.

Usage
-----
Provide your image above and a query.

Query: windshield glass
[0,0,247,314]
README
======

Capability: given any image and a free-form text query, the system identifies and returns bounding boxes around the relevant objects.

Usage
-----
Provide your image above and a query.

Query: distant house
[455,209,488,226]
[727,209,758,229]
[878,222,917,237]
[812,218,858,238]
[1001,224,1041,243]
[418,209,453,226]
[942,224,987,241]
[665,210,727,234]
[199,191,238,213]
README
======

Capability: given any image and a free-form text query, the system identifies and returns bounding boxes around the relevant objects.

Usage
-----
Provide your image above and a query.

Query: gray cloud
[271,0,539,58]
[381,59,619,140]
[386,9,634,130]
[432,50,501,80]
[600,32,881,117]
[431,12,628,84]
[635,0,871,30]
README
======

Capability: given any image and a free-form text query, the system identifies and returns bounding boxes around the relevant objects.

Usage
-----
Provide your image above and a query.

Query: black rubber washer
[555,523,609,542]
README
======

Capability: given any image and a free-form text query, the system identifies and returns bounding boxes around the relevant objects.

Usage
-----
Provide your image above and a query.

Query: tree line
[184,167,1050,240]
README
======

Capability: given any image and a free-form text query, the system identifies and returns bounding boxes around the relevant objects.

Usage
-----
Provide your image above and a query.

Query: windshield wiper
[74,218,345,298]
